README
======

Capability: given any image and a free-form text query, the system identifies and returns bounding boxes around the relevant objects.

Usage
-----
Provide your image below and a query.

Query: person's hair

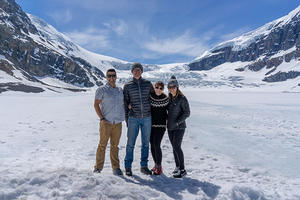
[131,62,143,72]
[177,89,184,97]
[106,68,116,75]
[169,87,184,99]
[155,81,164,89]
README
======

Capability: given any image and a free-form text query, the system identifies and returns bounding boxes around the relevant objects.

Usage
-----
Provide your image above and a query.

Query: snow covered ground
[1,89,300,200]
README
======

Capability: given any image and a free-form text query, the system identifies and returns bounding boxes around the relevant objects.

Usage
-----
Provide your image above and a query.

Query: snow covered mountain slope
[188,5,300,91]
[27,14,127,68]
[0,0,130,93]
[1,0,300,93]
[104,4,300,92]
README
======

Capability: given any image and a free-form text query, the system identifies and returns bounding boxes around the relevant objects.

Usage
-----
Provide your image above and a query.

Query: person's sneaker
[173,169,187,178]
[125,168,132,176]
[113,168,123,176]
[153,165,162,175]
[93,168,101,173]
[140,167,152,175]
[172,167,179,175]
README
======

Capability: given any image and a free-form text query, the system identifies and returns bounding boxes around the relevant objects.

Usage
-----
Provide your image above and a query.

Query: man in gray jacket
[123,63,154,176]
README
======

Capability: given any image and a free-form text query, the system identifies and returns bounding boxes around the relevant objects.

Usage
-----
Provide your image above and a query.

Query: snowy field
[1,89,300,200]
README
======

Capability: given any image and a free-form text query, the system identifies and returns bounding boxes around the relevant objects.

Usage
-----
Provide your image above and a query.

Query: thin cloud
[103,19,128,36]
[144,32,209,57]
[48,10,72,24]
[65,28,109,50]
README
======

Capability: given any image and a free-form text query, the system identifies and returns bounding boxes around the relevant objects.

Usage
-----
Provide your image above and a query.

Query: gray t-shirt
[95,83,125,124]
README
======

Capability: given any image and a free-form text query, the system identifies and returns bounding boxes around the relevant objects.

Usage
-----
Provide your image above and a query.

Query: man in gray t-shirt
[93,68,125,176]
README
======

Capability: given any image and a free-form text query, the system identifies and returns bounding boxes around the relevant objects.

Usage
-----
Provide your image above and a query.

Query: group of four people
[93,63,190,178]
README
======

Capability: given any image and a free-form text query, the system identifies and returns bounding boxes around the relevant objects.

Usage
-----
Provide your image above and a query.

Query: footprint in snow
[58,174,72,190]
[41,121,54,124]
[238,168,251,173]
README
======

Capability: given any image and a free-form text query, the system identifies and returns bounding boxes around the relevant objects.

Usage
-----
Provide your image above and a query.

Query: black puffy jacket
[167,93,190,130]
[123,77,154,121]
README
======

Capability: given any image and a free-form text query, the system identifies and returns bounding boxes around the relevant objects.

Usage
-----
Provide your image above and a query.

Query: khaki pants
[95,122,122,170]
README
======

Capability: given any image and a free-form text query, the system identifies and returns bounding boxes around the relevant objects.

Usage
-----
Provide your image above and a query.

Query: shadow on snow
[120,174,221,199]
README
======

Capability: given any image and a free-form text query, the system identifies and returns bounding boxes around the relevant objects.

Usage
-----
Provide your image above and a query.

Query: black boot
[125,168,132,176]
[172,167,179,175]
[140,167,152,175]
[173,169,187,178]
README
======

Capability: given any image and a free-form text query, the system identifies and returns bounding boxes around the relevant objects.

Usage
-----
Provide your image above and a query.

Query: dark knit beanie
[168,75,179,87]
[131,62,143,72]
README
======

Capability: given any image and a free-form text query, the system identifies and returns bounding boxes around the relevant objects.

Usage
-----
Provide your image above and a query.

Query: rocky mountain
[188,5,300,85]
[0,0,129,93]
[1,0,300,93]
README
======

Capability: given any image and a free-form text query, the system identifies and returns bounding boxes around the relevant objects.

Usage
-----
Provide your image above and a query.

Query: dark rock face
[0,0,38,35]
[0,0,105,88]
[71,57,105,86]
[189,8,300,82]
[263,71,300,82]
[266,57,284,69]
[0,82,44,93]
[189,47,233,71]
[0,59,14,76]
[237,56,284,72]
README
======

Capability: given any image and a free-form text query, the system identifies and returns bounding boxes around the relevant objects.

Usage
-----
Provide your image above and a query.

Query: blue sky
[16,0,300,64]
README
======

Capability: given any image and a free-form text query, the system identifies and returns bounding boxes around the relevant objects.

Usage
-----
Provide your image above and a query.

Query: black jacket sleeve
[150,83,155,94]
[176,96,190,125]
[123,84,130,124]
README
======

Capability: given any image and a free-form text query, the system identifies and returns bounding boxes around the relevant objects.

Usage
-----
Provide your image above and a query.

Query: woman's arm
[176,96,190,126]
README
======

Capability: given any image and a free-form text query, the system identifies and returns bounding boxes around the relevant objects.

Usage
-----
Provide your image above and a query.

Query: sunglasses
[107,74,116,78]
[155,86,163,90]
[168,85,176,89]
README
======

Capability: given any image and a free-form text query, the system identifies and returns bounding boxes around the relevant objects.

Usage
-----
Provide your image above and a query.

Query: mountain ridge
[188,4,300,87]
[0,0,131,93]
[1,0,300,93]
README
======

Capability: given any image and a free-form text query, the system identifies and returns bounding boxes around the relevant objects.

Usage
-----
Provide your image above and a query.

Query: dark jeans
[150,127,165,166]
[168,129,185,170]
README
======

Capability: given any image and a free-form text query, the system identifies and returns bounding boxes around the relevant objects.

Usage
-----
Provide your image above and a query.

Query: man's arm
[94,99,108,123]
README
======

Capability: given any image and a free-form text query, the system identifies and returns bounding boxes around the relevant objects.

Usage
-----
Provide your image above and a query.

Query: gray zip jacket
[123,77,153,122]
